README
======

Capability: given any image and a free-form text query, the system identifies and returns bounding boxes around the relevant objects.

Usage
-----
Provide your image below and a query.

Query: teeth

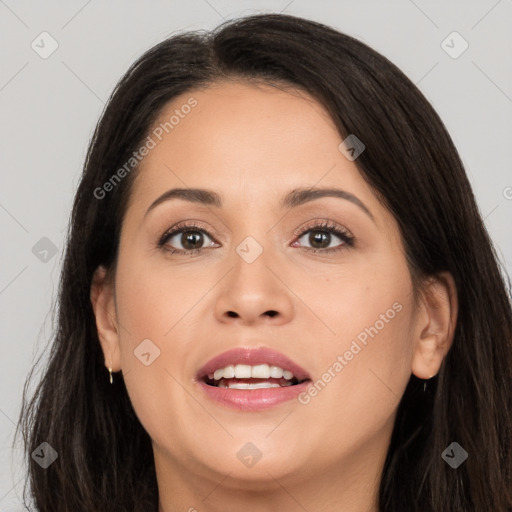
[224,365,235,378]
[269,366,283,378]
[234,364,252,378]
[209,363,295,381]
[251,364,270,378]
[218,380,293,389]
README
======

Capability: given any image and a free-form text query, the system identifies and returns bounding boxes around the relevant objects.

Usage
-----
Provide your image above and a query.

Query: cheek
[296,265,415,436]
[115,254,209,343]
[303,305,414,442]
[295,256,413,354]
[112,256,202,441]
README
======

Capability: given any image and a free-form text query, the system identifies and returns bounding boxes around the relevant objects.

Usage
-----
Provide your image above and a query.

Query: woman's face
[92,81,444,499]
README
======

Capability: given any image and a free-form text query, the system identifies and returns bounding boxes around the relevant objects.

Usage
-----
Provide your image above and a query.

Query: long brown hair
[16,13,512,511]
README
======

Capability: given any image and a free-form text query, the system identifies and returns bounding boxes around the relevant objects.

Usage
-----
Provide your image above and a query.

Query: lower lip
[197,380,311,411]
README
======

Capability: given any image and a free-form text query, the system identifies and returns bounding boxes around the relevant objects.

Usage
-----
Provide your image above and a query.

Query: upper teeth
[209,364,294,381]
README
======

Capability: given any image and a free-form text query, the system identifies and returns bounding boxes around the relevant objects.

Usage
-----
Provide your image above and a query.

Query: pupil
[309,231,329,248]
[182,231,203,250]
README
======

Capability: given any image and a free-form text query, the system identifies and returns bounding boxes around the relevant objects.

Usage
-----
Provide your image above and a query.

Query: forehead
[154,81,338,164]
[128,81,374,209]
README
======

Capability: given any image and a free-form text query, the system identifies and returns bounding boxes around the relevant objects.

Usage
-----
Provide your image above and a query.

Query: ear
[411,272,458,379]
[90,265,122,372]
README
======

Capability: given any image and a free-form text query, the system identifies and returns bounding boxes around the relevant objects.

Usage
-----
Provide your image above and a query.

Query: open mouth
[197,353,312,409]
[203,375,308,389]
[196,347,312,405]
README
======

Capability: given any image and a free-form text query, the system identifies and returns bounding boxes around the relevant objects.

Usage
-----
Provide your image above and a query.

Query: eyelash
[157,220,355,256]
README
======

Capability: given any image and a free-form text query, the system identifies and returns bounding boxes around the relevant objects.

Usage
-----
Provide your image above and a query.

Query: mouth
[202,363,309,389]
[196,347,312,410]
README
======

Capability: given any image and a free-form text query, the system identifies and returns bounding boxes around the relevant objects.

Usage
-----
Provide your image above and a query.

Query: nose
[214,245,295,326]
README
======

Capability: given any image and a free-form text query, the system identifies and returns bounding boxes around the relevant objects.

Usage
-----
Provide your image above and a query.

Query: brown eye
[306,231,332,249]
[162,229,215,252]
[158,223,219,255]
[294,221,354,253]
[179,231,205,250]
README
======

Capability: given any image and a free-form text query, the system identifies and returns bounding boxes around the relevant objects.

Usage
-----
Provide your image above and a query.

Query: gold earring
[108,358,113,384]
[424,374,434,392]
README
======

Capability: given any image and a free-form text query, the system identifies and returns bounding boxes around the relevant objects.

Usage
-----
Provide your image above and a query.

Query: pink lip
[195,346,312,411]
[197,379,311,411]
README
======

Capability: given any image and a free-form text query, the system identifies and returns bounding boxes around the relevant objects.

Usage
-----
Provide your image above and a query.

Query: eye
[292,220,354,253]
[157,219,354,256]
[158,222,219,255]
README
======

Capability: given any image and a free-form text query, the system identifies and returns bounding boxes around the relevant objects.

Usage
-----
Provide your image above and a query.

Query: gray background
[1,0,511,508]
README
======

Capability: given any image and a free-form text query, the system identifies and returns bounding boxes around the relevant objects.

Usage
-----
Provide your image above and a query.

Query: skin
[91,81,458,512]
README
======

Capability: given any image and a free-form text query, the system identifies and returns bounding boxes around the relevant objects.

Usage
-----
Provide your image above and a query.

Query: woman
[16,13,512,512]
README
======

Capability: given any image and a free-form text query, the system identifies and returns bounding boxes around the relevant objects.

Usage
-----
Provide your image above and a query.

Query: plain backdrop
[0,1,511,509]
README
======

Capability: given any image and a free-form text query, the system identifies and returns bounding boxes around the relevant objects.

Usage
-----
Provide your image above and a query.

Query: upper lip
[196,346,311,382]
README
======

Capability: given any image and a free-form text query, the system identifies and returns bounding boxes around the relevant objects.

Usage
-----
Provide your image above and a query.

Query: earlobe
[411,272,458,380]
[90,265,122,372]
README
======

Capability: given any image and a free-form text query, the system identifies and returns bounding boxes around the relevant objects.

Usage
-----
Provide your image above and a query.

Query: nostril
[265,310,278,317]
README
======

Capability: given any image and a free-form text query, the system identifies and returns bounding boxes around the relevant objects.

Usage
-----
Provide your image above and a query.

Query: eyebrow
[144,187,375,222]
